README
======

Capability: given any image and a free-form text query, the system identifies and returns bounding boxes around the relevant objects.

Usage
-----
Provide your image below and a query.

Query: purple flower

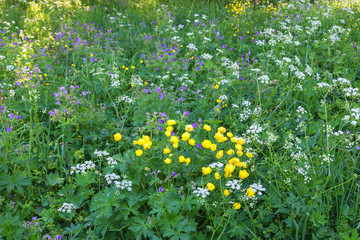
[32,216,37,221]
[82,91,87,95]
[197,144,202,149]
[63,109,67,112]
[192,123,198,128]
[158,119,164,124]
[6,127,12,132]
[184,111,189,116]
[198,118,202,123]
[57,235,62,240]
[60,86,66,91]
[172,172,176,176]
[9,113,15,118]
[161,112,167,117]
[159,93,164,100]
[158,125,163,131]
[158,187,163,193]
[182,86,187,90]
[17,116,21,120]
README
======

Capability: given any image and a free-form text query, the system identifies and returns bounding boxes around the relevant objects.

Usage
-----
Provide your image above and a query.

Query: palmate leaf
[163,217,197,240]
[90,188,125,219]
[0,172,30,194]
[129,215,160,240]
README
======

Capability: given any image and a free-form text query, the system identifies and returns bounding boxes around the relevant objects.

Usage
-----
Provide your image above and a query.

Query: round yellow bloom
[188,139,196,145]
[143,142,152,150]
[202,140,212,148]
[226,132,233,138]
[214,173,221,180]
[142,135,150,142]
[203,124,211,131]
[233,202,241,210]
[164,158,171,164]
[230,137,237,143]
[237,151,243,157]
[167,120,176,126]
[237,138,245,145]
[214,84,219,89]
[173,143,179,148]
[210,144,217,152]
[170,136,179,143]
[239,170,249,179]
[185,125,194,132]
[246,187,256,197]
[217,127,226,133]
[179,156,185,163]
[207,183,215,191]
[227,149,234,155]
[133,140,138,145]
[185,158,191,165]
[235,144,243,151]
[202,166,212,175]
[165,131,172,137]
[224,164,235,178]
[166,126,174,132]
[163,148,171,154]
[135,149,143,157]
[137,139,145,145]
[246,152,253,158]
[216,150,224,159]
[114,133,122,141]
[182,132,190,141]
[224,189,230,197]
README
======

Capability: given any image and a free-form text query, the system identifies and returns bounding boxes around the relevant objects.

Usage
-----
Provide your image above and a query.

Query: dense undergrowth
[1,0,360,239]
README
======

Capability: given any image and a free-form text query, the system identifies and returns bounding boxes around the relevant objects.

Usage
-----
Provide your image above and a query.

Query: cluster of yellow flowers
[133,135,153,156]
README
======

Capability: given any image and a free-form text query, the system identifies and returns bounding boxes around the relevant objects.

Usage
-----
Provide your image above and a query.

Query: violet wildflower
[158,187,163,192]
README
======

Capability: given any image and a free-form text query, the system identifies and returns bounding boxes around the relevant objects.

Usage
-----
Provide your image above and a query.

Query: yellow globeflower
[188,139,196,146]
[210,144,217,152]
[164,158,171,164]
[133,140,138,145]
[202,140,212,148]
[237,151,243,157]
[214,172,221,180]
[224,189,230,197]
[163,148,171,154]
[227,149,234,155]
[173,143,179,148]
[246,152,253,158]
[167,120,176,126]
[170,136,179,143]
[202,166,212,175]
[226,132,233,138]
[166,126,174,132]
[179,156,185,163]
[114,133,122,141]
[237,138,245,145]
[203,124,211,131]
[233,202,241,210]
[207,182,215,191]
[185,125,194,132]
[185,158,191,165]
[235,144,243,151]
[135,149,143,157]
[216,150,224,159]
[246,187,256,197]
[239,170,249,179]
[165,131,172,137]
[182,132,190,141]
[217,127,226,133]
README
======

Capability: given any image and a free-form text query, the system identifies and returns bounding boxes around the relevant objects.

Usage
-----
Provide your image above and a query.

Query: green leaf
[0,172,30,194]
[90,188,125,219]
[46,172,64,186]
[75,173,96,186]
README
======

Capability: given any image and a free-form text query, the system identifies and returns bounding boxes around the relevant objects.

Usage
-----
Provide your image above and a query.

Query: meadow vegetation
[0,0,360,239]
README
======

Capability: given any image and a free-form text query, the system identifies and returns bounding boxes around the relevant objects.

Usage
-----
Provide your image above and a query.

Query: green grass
[0,0,360,239]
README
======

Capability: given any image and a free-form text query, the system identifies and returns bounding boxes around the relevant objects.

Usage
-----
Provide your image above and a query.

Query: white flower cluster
[106,156,117,165]
[130,75,143,86]
[225,179,242,190]
[258,75,270,84]
[201,53,213,60]
[208,162,224,169]
[343,87,359,97]
[193,187,210,198]
[58,203,76,213]
[70,160,96,174]
[114,180,133,191]
[116,95,134,104]
[94,150,110,158]
[249,183,266,195]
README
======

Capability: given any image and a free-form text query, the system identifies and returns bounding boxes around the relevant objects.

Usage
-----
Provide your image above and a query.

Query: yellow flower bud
[203,124,211,131]
[114,133,122,141]
[233,202,241,210]
[188,139,195,145]
[246,187,255,197]
[207,182,215,191]
[167,120,176,126]
[185,125,194,132]
[224,189,230,197]
[215,173,221,180]
[164,158,171,164]
[202,166,212,175]
[135,149,143,157]
[210,144,217,152]
[163,148,171,154]
[239,170,249,179]
[246,152,253,158]
[185,158,191,165]
[179,156,185,163]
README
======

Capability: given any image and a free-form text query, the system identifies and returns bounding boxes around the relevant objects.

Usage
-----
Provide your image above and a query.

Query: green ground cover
[1,0,360,239]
